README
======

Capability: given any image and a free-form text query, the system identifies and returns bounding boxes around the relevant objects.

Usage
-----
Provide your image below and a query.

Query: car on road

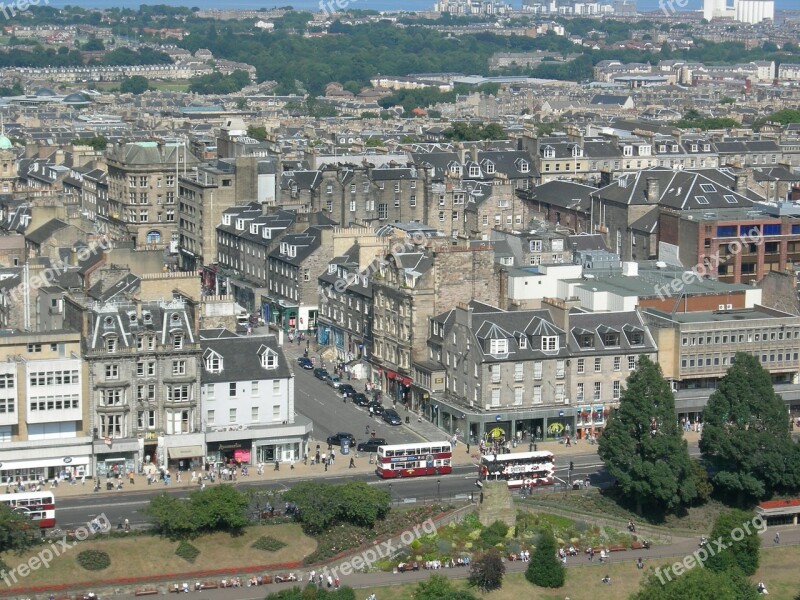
[357,438,387,452]
[338,384,356,397]
[383,408,402,426]
[313,368,330,381]
[352,393,370,407]
[297,357,314,369]
[368,402,385,416]
[326,432,356,446]
[327,376,342,389]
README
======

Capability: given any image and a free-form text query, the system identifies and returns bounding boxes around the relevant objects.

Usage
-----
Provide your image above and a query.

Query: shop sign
[144,432,158,441]
[63,457,73,464]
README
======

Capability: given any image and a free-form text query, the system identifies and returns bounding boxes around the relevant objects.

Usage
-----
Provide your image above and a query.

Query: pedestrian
[124,518,130,531]
[774,531,780,544]
[466,442,470,454]
[349,457,356,468]
[274,460,280,471]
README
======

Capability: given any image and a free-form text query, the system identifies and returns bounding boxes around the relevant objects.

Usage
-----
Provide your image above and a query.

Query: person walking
[124,518,130,531]
[774,531,780,544]
[349,456,356,468]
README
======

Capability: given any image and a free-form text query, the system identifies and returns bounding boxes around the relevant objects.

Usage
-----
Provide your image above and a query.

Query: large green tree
[525,529,564,588]
[414,574,478,600]
[283,480,390,534]
[467,549,505,593]
[598,355,698,515]
[631,566,758,600]
[146,484,248,539]
[700,352,799,504]
[0,504,38,554]
[704,509,761,576]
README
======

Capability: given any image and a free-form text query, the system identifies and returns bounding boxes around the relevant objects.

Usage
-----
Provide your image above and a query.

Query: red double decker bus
[376,441,453,479]
[0,491,56,528]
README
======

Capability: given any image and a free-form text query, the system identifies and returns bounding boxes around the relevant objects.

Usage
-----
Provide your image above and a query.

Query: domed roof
[35,87,57,97]
[62,92,90,104]
[0,136,12,150]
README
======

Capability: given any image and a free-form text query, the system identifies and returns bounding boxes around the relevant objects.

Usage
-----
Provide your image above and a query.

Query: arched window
[146,230,161,244]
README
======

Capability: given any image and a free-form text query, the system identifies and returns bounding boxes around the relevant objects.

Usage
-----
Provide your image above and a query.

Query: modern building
[200,328,311,465]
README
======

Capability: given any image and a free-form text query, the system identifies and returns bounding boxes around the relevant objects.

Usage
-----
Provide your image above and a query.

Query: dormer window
[485,161,495,174]
[469,165,480,177]
[703,144,711,152]
[691,144,698,152]
[489,339,508,354]
[671,145,679,152]
[173,333,183,350]
[639,145,651,156]
[235,218,245,231]
[288,246,297,258]
[262,228,271,239]
[171,313,181,326]
[623,146,633,157]
[105,335,117,353]
[222,214,231,226]
[328,264,336,274]
[204,350,222,373]
[543,147,555,159]
[571,146,582,158]
[280,242,288,255]
[260,348,277,369]
[143,311,152,324]
[541,336,558,352]
[659,145,667,152]
[104,316,114,328]
[129,313,137,324]
[603,332,620,346]
[626,327,645,346]
[250,223,259,234]
[518,335,527,349]
[578,333,594,348]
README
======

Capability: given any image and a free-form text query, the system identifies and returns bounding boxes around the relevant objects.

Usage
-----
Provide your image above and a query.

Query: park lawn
[0,524,315,591]
[354,545,800,600]
[149,81,191,92]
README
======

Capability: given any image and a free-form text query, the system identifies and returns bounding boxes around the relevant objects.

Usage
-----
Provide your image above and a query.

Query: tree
[700,352,799,504]
[264,584,356,599]
[120,75,149,95]
[73,135,108,150]
[704,509,761,576]
[146,493,198,539]
[468,549,505,593]
[146,485,248,539]
[83,37,105,51]
[0,504,38,554]
[631,566,758,600]
[283,480,389,534]
[247,125,268,141]
[415,574,478,600]
[525,529,564,588]
[598,355,698,515]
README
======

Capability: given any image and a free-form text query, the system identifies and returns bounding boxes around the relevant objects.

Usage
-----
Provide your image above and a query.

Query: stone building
[64,296,203,477]
[371,243,499,406]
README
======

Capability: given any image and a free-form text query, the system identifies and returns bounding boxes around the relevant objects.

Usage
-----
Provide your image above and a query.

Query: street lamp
[388,483,392,505]
[437,479,441,502]
[92,427,99,492]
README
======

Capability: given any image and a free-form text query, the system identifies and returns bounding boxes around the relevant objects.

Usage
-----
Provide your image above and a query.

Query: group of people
[304,571,340,589]
[508,550,531,562]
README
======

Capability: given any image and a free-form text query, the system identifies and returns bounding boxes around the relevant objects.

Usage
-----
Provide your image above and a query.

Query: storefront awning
[401,377,412,386]
[168,446,204,459]
[386,371,396,380]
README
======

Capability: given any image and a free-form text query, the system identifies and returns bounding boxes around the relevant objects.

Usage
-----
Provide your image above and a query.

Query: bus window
[386,450,394,457]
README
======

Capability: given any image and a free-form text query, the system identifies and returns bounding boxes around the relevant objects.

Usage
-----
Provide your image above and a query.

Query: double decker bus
[477,450,555,489]
[0,491,56,528]
[376,441,452,479]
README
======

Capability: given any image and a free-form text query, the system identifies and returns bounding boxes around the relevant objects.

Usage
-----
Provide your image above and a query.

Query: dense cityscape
[0,1,799,599]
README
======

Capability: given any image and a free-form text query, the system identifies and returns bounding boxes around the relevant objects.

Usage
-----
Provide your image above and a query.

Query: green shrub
[175,540,201,563]
[251,536,287,552]
[76,550,111,571]
[479,520,510,548]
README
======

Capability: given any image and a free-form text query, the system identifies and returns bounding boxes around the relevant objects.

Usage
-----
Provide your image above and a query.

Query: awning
[401,377,412,386]
[168,446,204,459]
[386,371,396,380]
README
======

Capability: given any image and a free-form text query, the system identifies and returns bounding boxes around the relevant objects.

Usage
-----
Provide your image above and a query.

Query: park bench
[631,541,646,550]
[261,575,273,584]
[168,584,181,593]
[134,589,158,596]
[608,545,627,552]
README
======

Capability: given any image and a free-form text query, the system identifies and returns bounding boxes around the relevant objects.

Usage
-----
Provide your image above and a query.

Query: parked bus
[477,450,555,489]
[0,491,56,528]
[376,441,452,479]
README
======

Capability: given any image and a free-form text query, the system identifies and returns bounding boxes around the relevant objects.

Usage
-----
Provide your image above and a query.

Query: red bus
[477,450,555,489]
[376,441,452,479]
[0,491,56,528]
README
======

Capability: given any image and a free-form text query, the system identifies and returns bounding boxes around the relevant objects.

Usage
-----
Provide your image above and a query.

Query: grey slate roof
[199,329,292,384]
[25,219,70,246]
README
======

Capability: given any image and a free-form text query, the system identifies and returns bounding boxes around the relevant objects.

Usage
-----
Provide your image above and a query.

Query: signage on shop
[144,432,158,441]
[63,457,73,464]
[434,378,443,384]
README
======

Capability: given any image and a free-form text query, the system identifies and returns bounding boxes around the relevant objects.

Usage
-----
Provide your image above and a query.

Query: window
[261,350,277,369]
[491,388,500,407]
[172,334,183,350]
[577,358,585,374]
[556,359,565,379]
[251,381,259,395]
[172,360,186,376]
[530,240,542,252]
[27,343,42,353]
[593,381,602,400]
[577,382,584,401]
[100,414,122,437]
[105,337,117,353]
[594,357,602,372]
[207,410,215,425]
[628,355,636,370]
[229,408,237,423]
[169,385,189,402]
[489,339,508,354]
[533,361,542,380]
[695,195,709,205]
[533,385,542,404]
[613,356,621,371]
[541,336,558,351]
[273,380,281,395]
[105,364,119,379]
[514,363,524,382]
[514,387,523,406]
[613,381,621,399]
[251,407,259,421]
[205,354,221,372]
[229,382,237,397]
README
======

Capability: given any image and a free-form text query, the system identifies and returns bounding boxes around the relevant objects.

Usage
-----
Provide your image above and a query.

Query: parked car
[352,393,370,407]
[297,357,314,370]
[368,402,385,416]
[383,409,402,426]
[313,368,329,381]
[327,376,342,389]
[338,384,356,397]
[326,432,356,446]
[357,438,387,453]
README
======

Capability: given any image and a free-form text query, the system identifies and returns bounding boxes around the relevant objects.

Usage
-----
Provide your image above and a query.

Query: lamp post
[92,427,99,492]
[437,479,441,502]
[388,483,392,506]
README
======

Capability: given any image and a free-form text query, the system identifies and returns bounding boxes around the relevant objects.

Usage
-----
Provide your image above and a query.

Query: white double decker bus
[477,450,555,489]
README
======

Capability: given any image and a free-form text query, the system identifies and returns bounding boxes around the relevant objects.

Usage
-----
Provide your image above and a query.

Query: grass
[0,524,316,590]
[355,545,800,599]
[523,490,727,535]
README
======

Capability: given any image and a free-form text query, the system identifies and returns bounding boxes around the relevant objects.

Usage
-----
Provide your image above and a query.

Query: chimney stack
[69,247,79,267]
[734,173,748,195]
[646,177,660,202]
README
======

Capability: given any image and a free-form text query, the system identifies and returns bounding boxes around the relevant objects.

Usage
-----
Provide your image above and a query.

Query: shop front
[205,416,312,466]
[95,438,140,478]
[0,454,91,485]
[206,441,253,466]
[383,369,412,408]
[167,445,205,472]
[254,439,302,463]
[575,405,607,439]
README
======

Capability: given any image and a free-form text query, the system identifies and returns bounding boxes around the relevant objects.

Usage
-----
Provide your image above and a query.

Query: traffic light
[569,461,574,472]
